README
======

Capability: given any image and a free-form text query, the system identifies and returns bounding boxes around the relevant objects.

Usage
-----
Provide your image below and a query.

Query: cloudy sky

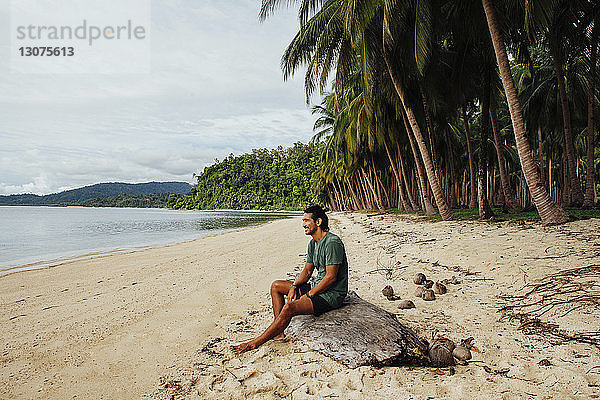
[0,0,317,195]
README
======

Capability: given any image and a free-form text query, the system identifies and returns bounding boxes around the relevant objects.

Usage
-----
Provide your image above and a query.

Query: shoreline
[0,208,296,277]
[0,226,255,278]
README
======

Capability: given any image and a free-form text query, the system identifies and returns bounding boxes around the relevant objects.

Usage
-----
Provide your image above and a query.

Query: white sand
[2,213,600,399]
[0,218,306,399]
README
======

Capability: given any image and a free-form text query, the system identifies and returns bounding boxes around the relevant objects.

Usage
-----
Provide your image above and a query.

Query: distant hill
[0,182,192,206]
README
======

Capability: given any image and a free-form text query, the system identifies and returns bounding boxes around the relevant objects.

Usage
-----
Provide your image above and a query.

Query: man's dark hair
[303,205,329,231]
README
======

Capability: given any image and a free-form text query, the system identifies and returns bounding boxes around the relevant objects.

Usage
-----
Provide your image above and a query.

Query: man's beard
[304,226,316,235]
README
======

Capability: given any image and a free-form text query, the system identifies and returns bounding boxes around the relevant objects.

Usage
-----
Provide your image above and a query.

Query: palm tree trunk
[345,177,360,210]
[337,179,346,210]
[401,106,436,214]
[419,83,439,181]
[359,175,370,209]
[384,54,453,220]
[585,21,598,207]
[446,129,457,207]
[357,172,372,209]
[342,179,352,210]
[538,126,547,190]
[562,150,570,205]
[375,170,390,207]
[497,165,505,205]
[398,143,419,211]
[478,72,494,218]
[462,106,478,208]
[354,175,367,209]
[341,179,352,210]
[368,163,385,210]
[490,106,521,211]
[361,167,382,210]
[548,158,556,201]
[383,139,410,211]
[332,179,343,211]
[337,179,346,211]
[325,187,334,211]
[481,0,570,224]
[553,56,584,205]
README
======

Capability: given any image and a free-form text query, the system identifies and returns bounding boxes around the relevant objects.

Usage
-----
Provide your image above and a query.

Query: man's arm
[293,262,315,286]
[306,264,339,297]
[287,262,315,302]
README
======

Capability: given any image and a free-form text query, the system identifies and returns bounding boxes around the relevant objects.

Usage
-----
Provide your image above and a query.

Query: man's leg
[270,280,293,319]
[270,280,294,340]
[232,295,313,354]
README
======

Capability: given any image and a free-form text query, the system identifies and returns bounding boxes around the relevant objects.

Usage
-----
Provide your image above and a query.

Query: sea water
[0,206,296,275]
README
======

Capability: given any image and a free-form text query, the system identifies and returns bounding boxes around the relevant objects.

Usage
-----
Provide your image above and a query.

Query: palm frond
[414,0,432,74]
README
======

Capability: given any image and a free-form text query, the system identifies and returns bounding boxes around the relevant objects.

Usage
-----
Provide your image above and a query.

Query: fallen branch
[366,268,394,275]
[523,255,567,260]
[499,265,600,347]
[413,238,436,244]
[366,212,387,217]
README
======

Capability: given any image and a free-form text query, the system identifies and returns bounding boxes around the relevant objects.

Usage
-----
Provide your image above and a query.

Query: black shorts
[298,283,335,317]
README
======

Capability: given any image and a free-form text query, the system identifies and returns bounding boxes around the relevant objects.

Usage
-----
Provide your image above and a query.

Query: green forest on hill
[70,193,172,208]
[0,182,190,206]
[168,142,321,210]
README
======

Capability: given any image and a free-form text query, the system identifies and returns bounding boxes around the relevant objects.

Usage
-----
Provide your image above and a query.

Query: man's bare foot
[231,341,257,354]
[273,333,285,341]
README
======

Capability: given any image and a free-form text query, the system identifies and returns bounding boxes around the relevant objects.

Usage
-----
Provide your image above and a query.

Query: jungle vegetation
[68,193,173,208]
[168,143,321,210]
[259,0,600,224]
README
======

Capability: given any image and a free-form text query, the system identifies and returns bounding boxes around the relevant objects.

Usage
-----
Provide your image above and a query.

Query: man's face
[302,213,319,236]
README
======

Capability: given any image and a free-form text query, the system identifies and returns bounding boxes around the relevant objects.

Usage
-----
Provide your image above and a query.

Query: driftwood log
[286,291,429,368]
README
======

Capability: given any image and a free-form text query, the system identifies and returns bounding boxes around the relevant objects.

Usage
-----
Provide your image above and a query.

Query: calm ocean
[0,206,296,275]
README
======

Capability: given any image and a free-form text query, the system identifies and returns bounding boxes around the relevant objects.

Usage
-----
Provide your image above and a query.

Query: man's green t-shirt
[306,232,349,308]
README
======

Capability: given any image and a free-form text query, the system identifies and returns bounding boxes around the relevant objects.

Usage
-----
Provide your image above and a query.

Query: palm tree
[490,104,522,211]
[262,0,586,223]
[478,68,495,217]
[481,0,570,224]
[262,0,453,218]
[584,12,599,207]
[381,1,453,220]
[462,106,478,208]
[543,2,586,205]
[513,34,592,207]
[400,105,437,214]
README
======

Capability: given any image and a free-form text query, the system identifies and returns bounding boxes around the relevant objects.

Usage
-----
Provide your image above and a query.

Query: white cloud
[0,106,315,195]
[0,0,320,195]
[0,176,52,195]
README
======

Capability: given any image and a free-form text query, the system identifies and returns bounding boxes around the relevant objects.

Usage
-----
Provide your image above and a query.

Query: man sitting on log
[232,205,349,354]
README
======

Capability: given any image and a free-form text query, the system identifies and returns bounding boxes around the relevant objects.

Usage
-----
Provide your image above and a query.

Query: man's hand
[287,285,299,303]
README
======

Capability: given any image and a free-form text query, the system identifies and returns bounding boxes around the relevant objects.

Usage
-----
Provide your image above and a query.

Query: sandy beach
[2,213,600,399]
